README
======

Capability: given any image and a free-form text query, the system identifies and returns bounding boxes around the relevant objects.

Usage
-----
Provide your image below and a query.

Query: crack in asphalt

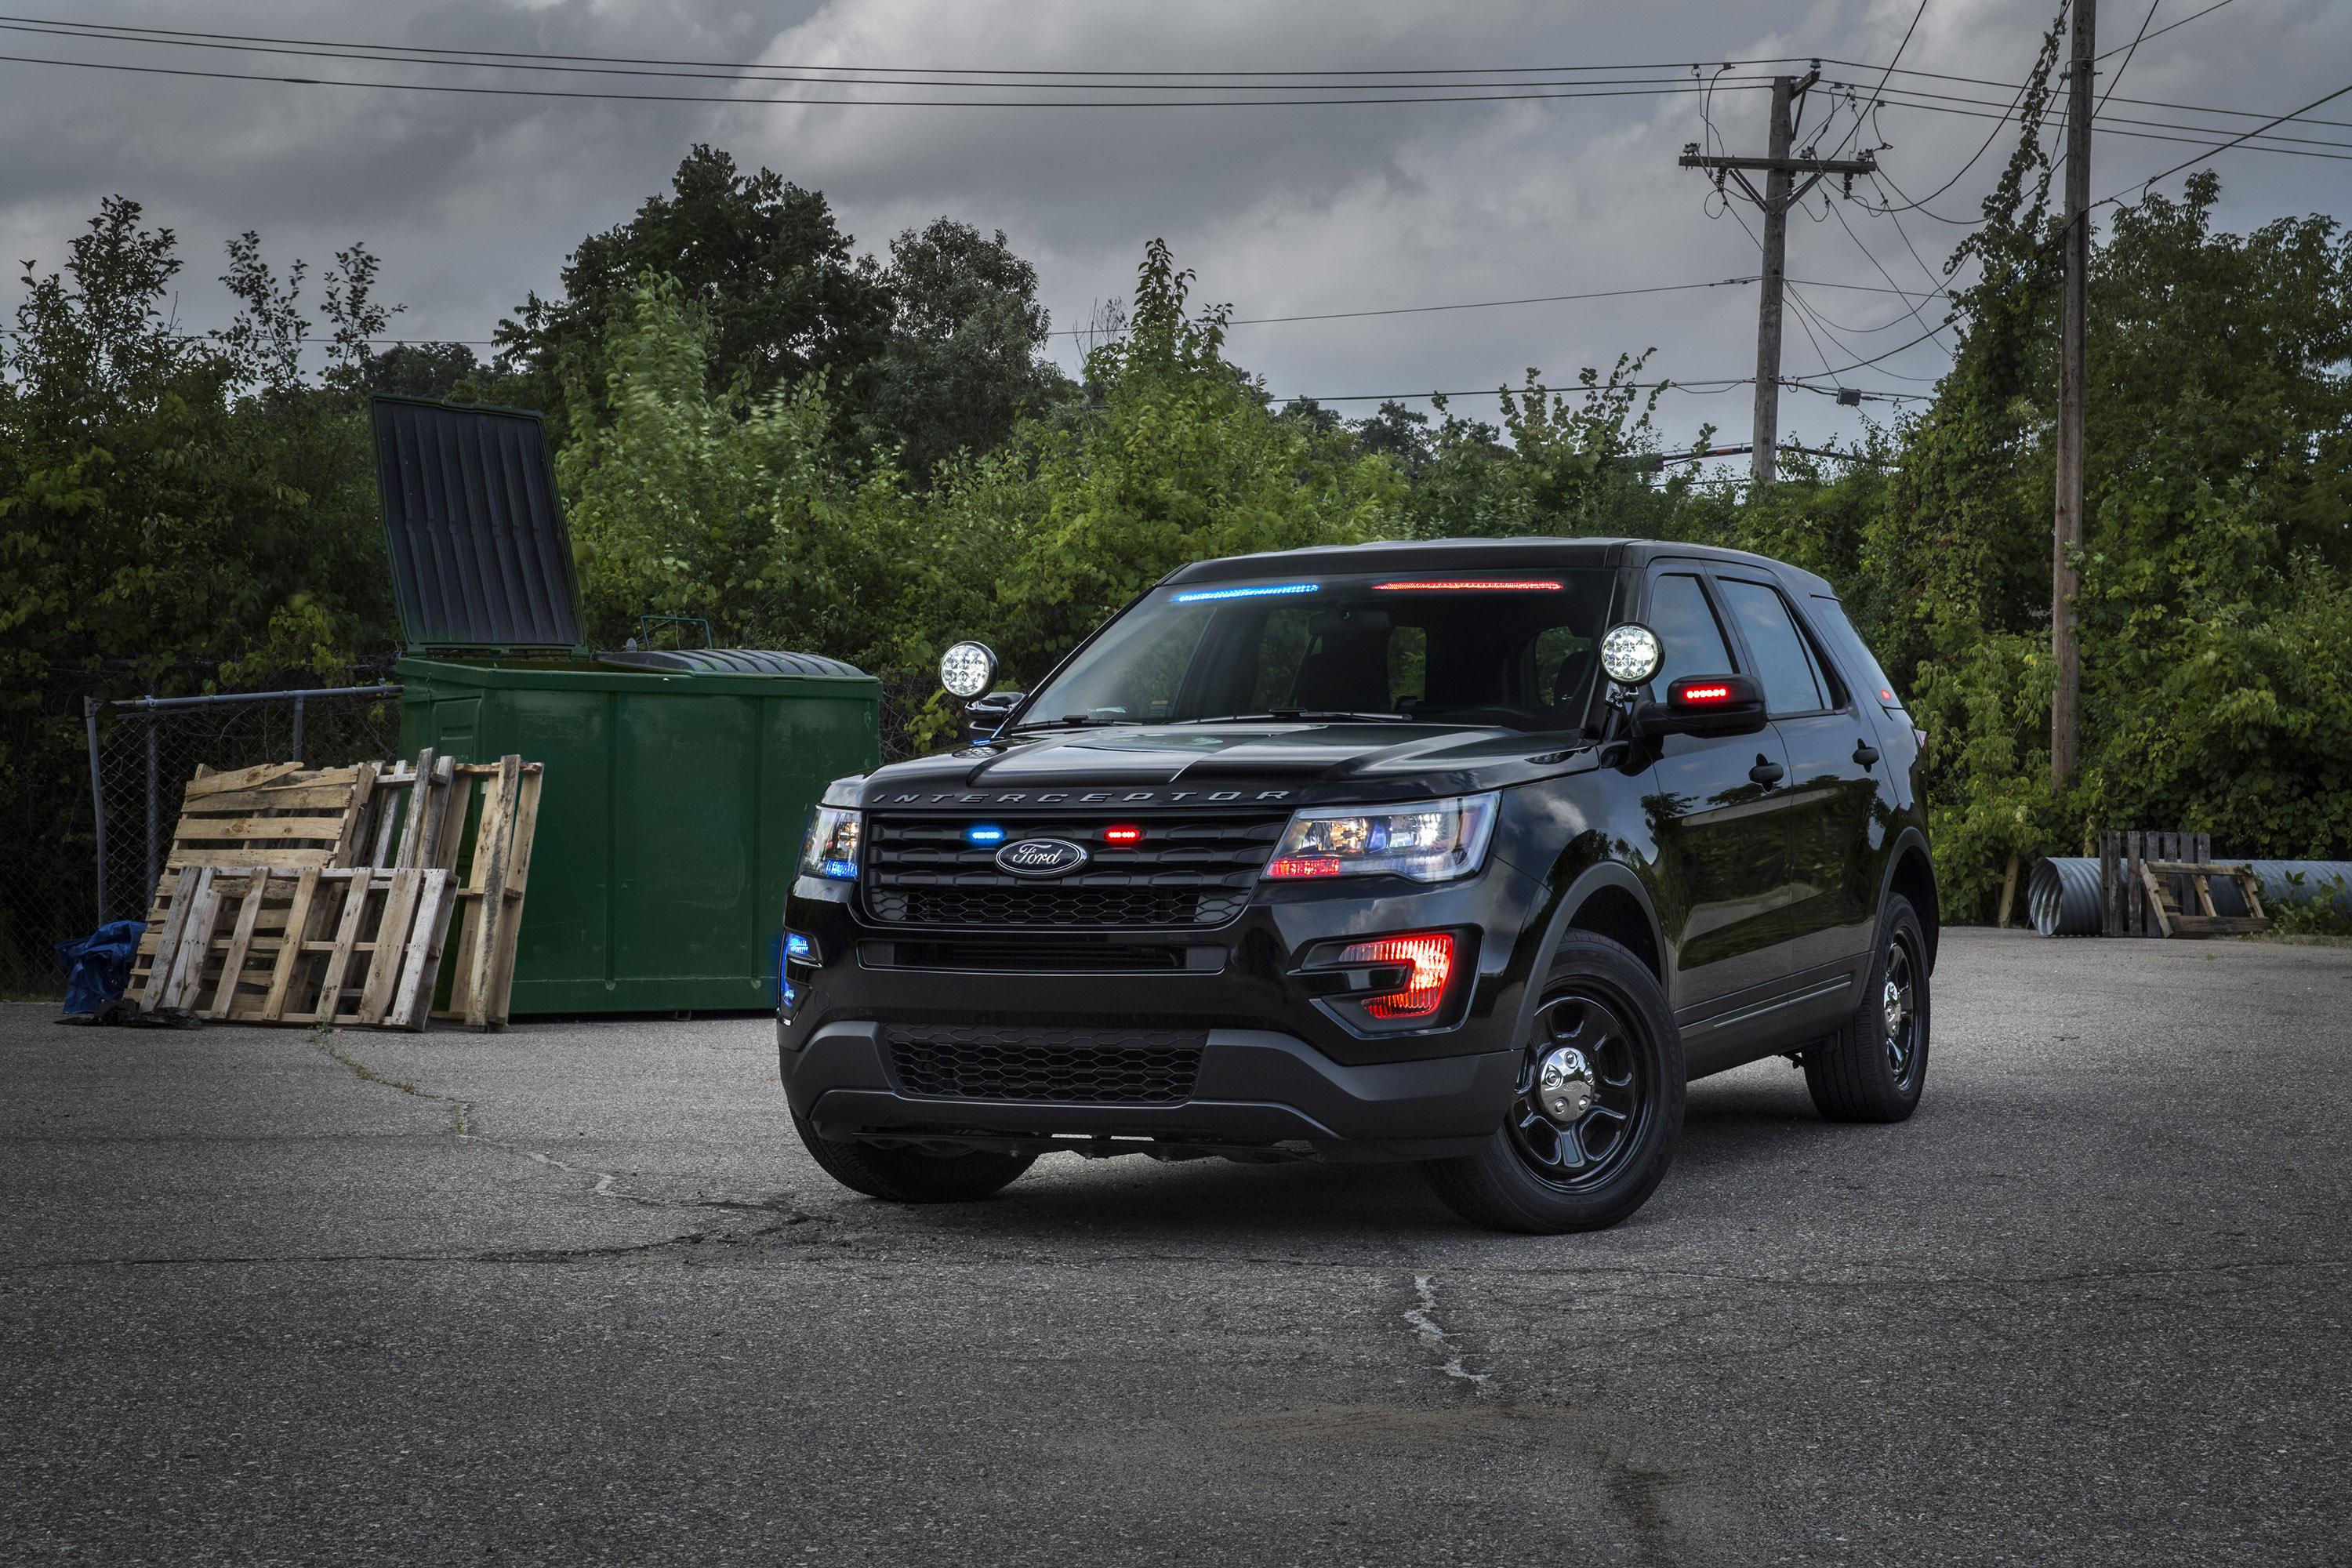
[7,1221,811,1270]
[1400,1272,1491,1390]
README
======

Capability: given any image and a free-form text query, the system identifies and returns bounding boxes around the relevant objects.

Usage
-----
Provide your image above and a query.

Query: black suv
[779,538,1936,1232]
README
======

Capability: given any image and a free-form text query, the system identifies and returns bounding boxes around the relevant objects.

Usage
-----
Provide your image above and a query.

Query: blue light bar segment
[1171,582,1319,604]
[965,825,1006,844]
[785,932,814,961]
[818,859,857,880]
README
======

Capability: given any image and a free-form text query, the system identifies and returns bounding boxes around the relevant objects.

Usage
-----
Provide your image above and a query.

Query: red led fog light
[1338,931,1454,1018]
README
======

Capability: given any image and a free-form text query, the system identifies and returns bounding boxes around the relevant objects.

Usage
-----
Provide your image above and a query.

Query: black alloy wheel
[1506,991,1650,1192]
[1803,891,1930,1123]
[1423,929,1685,1234]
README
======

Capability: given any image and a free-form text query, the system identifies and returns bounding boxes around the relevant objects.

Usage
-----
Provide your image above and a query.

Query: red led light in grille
[1372,579,1560,592]
[1265,856,1343,878]
[1338,932,1454,1018]
[1678,683,1734,703]
[1102,825,1144,844]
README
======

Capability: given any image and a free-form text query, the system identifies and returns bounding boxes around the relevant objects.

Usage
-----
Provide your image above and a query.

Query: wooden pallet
[2139,861,2271,938]
[2100,830,2212,937]
[132,750,540,1030]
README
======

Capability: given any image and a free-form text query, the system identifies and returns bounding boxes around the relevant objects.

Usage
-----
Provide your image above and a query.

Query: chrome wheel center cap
[1882,979,1909,1040]
[1535,1046,1598,1125]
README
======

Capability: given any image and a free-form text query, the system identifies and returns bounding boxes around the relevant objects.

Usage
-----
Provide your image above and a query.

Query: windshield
[1018,569,1618,733]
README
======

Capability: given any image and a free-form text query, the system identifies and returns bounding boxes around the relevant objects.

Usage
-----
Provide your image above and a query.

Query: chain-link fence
[90,687,404,927]
[1,678,107,1000]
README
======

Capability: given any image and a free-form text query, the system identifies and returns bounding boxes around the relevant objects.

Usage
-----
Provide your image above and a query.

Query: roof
[1163,535,1835,596]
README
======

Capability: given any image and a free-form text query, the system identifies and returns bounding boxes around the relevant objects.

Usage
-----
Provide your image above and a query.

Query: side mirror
[939,641,998,700]
[1632,673,1769,738]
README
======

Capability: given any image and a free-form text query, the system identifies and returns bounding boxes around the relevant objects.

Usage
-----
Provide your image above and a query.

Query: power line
[0,15,1821,80]
[0,49,1791,108]
[2097,74,2352,202]
[2092,0,2236,59]
[2095,0,2162,118]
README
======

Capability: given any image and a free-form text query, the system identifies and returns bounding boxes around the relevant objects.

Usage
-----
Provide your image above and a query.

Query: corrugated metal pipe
[2028,857,2352,936]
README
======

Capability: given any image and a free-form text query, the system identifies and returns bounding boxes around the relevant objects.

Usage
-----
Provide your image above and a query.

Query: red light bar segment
[1265,856,1343,879]
[1678,683,1734,703]
[1372,579,1561,591]
[1338,931,1454,1018]
[1102,825,1144,844]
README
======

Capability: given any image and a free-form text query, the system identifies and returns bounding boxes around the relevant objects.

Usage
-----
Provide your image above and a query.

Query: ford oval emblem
[995,837,1091,878]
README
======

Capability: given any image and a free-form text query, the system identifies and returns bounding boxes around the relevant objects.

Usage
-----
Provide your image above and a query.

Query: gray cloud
[5,0,2343,456]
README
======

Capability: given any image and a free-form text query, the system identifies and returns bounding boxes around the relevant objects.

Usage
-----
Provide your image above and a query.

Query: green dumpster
[372,394,880,1014]
[396,651,877,1013]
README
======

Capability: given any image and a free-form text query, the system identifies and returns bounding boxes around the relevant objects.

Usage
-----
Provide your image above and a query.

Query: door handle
[1853,739,1881,766]
[1748,755,1784,786]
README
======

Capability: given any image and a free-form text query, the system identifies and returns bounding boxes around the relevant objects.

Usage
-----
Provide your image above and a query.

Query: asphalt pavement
[3,927,2346,1566]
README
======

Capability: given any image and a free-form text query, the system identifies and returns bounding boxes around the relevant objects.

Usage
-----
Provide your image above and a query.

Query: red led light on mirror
[1679,684,1734,702]
[1372,579,1561,591]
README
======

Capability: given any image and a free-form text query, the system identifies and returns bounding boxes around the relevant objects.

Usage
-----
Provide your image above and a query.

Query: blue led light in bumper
[1171,583,1319,604]
[785,932,814,961]
[966,825,1006,844]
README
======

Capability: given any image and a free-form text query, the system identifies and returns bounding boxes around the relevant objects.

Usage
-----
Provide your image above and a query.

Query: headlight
[801,807,862,880]
[1264,792,1500,883]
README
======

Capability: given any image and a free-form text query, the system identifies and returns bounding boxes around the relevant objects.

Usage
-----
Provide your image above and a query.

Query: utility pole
[1682,71,1876,483]
[2052,0,2096,789]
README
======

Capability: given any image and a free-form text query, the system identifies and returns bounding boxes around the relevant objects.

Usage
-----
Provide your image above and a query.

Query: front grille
[864,812,1285,930]
[878,939,1196,972]
[885,1025,1206,1105]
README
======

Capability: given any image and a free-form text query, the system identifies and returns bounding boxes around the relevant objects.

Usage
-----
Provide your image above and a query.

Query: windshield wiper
[1175,710,1408,724]
[1007,714,1144,731]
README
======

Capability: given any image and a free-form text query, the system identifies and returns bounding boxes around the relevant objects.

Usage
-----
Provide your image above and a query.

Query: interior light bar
[1171,583,1320,604]
[1373,579,1561,591]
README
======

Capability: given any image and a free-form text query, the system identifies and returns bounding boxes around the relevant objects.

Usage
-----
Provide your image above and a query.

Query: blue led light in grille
[1171,583,1319,604]
[966,825,1006,844]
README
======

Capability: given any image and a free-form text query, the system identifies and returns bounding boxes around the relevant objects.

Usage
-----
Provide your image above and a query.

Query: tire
[1421,930,1686,1234]
[791,1112,1036,1203]
[1803,892,1930,1123]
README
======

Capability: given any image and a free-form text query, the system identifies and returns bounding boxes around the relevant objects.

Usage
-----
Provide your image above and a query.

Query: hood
[831,723,1600,810]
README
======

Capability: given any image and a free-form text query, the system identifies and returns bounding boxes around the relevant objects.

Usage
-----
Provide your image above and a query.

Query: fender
[1875,824,1940,972]
[1508,858,1667,1047]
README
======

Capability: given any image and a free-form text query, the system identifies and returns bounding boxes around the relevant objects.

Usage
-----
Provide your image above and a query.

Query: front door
[1639,570,1795,1027]
[1711,575,1883,1020]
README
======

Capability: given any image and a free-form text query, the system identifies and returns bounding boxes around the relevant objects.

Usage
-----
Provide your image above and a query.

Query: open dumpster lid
[371,395,586,654]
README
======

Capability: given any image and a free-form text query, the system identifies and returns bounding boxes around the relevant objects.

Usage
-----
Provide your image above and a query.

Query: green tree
[497,146,894,443]
[862,219,1076,483]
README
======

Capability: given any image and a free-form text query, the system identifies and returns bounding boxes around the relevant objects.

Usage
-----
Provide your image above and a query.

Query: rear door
[1639,568,1795,1034]
[1712,575,1885,1014]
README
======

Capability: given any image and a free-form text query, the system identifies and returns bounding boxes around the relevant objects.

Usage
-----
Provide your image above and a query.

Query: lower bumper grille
[884,1025,1206,1105]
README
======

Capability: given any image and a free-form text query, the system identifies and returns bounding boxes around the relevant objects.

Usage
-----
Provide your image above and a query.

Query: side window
[1809,596,1905,712]
[1716,579,1827,715]
[1648,573,1737,690]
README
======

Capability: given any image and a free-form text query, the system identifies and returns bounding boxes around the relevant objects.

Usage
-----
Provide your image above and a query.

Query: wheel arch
[1882,827,1940,972]
[1514,860,1668,1044]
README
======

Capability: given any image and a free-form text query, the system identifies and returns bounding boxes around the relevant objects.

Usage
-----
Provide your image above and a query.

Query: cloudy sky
[3,0,2343,460]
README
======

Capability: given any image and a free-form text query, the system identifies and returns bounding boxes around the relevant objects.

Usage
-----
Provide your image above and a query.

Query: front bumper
[777,858,1551,1160]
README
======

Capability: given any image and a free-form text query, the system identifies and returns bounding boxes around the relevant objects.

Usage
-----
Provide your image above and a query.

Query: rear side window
[1648,574,1736,690]
[1716,579,1828,715]
[1808,596,1907,714]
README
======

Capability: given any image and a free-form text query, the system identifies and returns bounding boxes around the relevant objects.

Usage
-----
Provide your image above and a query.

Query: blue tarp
[55,920,150,1014]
